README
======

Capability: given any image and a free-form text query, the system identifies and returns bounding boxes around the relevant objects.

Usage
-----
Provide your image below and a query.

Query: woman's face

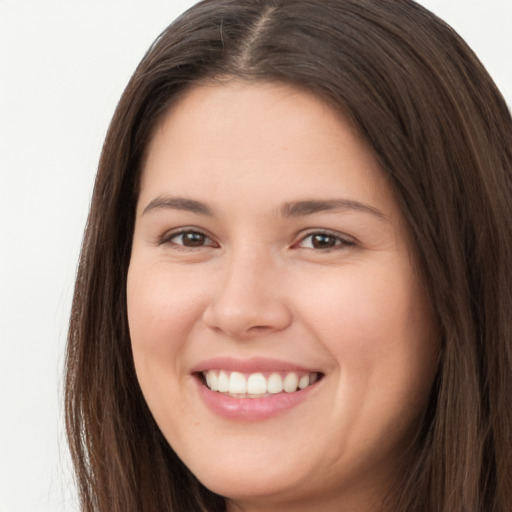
[127,82,438,511]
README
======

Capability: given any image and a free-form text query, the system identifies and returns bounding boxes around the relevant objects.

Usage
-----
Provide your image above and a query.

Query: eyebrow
[279,199,388,220]
[142,195,388,221]
[142,196,213,216]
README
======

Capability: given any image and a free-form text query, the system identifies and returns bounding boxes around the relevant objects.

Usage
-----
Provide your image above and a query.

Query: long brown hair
[65,1,512,510]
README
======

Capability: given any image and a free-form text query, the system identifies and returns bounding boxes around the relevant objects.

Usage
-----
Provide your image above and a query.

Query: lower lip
[195,377,320,421]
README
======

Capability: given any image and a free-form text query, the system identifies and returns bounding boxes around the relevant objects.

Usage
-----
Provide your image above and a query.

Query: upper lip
[190,357,320,374]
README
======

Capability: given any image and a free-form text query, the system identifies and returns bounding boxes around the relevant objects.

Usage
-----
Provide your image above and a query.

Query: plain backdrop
[0,1,510,511]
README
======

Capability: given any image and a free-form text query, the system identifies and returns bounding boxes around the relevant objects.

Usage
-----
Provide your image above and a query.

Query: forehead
[145,81,359,160]
[138,81,397,220]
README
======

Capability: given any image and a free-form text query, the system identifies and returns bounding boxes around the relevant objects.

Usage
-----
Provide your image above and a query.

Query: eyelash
[158,228,355,251]
[294,230,355,251]
[159,228,218,249]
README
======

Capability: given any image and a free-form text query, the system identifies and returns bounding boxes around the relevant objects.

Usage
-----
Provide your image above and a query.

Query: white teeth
[218,370,229,392]
[202,370,320,396]
[267,372,283,394]
[298,374,310,389]
[206,371,219,391]
[229,372,247,394]
[283,372,299,393]
[247,373,267,395]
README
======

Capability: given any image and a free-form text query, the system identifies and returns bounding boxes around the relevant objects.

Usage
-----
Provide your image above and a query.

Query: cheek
[126,262,211,432]
[127,263,206,358]
[297,261,424,344]
[126,261,209,425]
[295,261,437,408]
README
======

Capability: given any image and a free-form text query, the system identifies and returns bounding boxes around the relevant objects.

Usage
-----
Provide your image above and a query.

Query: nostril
[247,325,274,333]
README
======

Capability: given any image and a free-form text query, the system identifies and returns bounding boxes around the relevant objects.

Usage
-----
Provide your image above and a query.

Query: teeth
[202,370,319,397]
[229,372,247,394]
[218,370,229,392]
[206,371,219,391]
[283,372,299,393]
[267,372,283,394]
[247,373,267,395]
[298,374,310,389]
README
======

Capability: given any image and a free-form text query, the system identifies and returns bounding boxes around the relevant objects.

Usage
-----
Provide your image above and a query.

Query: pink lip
[190,356,316,374]
[195,379,319,421]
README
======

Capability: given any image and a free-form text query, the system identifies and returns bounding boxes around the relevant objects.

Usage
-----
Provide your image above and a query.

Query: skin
[127,81,439,512]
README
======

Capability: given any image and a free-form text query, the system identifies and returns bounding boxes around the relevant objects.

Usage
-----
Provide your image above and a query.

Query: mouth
[191,357,324,420]
[199,370,322,398]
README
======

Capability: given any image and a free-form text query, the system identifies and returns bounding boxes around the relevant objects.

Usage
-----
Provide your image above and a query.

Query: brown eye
[297,231,354,250]
[310,234,338,249]
[169,230,213,247]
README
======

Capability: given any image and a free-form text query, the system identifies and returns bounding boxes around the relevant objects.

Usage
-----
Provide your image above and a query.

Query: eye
[296,231,354,250]
[162,229,217,248]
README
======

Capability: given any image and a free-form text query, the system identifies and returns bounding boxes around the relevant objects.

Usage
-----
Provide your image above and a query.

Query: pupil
[312,234,336,248]
[183,232,205,246]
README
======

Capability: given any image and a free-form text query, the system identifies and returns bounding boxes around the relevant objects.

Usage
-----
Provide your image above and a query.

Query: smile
[202,370,320,397]
[192,358,324,420]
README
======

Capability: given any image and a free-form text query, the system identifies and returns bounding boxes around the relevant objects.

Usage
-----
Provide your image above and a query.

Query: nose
[202,250,292,339]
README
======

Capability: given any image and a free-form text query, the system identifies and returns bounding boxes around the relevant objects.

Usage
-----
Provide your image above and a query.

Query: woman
[65,1,512,511]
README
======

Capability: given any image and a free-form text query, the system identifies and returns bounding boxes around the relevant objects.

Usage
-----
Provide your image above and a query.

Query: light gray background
[0,1,510,511]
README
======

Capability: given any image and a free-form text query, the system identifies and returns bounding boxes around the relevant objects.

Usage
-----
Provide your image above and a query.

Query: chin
[179,443,312,503]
